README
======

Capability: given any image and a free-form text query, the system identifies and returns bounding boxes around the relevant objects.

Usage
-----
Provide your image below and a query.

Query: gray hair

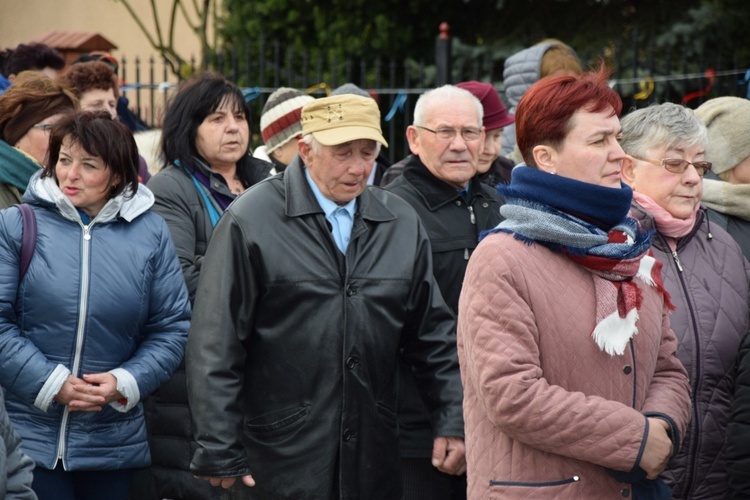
[413,85,484,127]
[619,102,708,158]
[300,134,382,156]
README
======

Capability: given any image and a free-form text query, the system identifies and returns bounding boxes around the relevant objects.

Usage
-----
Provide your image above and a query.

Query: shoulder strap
[16,203,37,283]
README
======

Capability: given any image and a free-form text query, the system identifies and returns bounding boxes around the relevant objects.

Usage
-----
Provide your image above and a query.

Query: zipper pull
[672,250,683,272]
[83,225,91,241]
[464,248,469,260]
[468,205,476,225]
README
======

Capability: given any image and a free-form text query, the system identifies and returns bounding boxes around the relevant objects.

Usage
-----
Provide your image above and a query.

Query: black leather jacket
[386,154,504,457]
[186,157,463,499]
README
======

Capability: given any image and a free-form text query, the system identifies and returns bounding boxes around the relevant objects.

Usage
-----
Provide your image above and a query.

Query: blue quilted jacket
[0,171,190,471]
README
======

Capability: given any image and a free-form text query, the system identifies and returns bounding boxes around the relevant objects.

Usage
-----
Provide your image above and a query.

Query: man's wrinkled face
[299,138,377,205]
[407,95,484,189]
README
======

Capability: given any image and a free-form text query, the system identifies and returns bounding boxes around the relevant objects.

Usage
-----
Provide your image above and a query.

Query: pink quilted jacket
[457,232,691,499]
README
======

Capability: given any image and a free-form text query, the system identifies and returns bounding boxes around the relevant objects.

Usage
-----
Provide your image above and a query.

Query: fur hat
[694,97,750,174]
[260,88,314,155]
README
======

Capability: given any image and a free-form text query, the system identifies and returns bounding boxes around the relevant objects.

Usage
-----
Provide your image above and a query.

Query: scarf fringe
[593,308,639,356]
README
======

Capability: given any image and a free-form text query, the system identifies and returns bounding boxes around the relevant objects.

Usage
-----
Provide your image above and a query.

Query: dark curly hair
[61,61,120,99]
[0,43,65,78]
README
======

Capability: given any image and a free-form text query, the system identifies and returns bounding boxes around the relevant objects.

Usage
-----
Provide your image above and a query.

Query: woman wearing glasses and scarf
[0,71,77,209]
[619,102,750,500]
[457,68,691,499]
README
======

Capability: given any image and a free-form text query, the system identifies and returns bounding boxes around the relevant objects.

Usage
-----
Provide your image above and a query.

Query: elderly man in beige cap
[186,94,464,499]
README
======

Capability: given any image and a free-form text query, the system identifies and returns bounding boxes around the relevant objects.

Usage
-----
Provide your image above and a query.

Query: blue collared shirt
[305,168,357,254]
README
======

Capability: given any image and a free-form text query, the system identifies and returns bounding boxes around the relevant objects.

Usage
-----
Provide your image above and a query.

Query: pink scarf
[632,191,700,239]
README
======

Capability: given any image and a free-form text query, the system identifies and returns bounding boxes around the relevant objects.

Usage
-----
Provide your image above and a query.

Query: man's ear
[298,139,313,165]
[620,155,637,187]
[532,145,556,174]
[406,126,420,156]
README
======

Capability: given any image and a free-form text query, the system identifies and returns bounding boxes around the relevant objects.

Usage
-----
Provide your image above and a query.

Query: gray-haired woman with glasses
[620,102,750,500]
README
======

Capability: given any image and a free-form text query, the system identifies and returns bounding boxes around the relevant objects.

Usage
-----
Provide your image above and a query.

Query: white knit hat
[694,97,750,174]
[260,88,315,154]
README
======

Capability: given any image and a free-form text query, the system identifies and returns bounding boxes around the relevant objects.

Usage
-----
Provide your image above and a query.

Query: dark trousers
[401,457,467,500]
[32,462,133,500]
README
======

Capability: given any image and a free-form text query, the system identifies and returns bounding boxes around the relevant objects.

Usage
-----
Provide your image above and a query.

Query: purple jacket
[633,203,750,499]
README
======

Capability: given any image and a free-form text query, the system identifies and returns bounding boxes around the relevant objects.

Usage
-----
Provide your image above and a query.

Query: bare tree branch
[111,0,215,77]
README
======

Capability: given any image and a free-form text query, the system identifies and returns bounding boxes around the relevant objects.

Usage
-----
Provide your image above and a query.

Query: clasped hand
[54,373,123,412]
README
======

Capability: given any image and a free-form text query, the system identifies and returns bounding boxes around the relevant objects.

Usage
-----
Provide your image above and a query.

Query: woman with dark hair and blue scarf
[134,72,272,500]
[457,67,691,499]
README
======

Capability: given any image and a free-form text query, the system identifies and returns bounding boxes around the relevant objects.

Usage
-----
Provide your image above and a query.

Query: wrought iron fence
[119,29,749,165]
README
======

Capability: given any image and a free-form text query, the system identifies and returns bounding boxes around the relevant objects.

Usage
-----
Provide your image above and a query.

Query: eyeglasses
[32,123,54,133]
[415,125,482,142]
[634,157,712,177]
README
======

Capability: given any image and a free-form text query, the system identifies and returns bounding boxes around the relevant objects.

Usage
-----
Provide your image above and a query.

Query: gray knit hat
[260,88,314,154]
[694,97,750,174]
[331,83,372,99]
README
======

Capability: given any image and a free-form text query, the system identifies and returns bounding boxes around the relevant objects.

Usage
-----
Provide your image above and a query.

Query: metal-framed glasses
[32,123,54,133]
[634,157,712,177]
[415,125,482,142]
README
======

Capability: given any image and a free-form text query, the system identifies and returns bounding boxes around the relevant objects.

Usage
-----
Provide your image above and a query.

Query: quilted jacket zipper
[55,222,93,469]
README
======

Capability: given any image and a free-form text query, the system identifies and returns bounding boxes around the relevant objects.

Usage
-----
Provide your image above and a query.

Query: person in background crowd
[61,60,151,184]
[330,83,391,185]
[0,71,77,209]
[0,42,65,95]
[693,96,750,260]
[619,102,750,499]
[253,87,314,174]
[130,72,271,500]
[0,111,190,500]
[458,68,691,499]
[71,52,149,133]
[0,386,37,500]
[380,82,515,189]
[186,94,464,499]
[456,80,516,186]
[385,84,503,500]
[501,39,582,162]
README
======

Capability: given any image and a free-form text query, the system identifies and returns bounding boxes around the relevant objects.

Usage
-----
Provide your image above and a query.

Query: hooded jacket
[500,42,571,157]
[0,171,190,471]
[187,157,463,499]
[631,203,750,499]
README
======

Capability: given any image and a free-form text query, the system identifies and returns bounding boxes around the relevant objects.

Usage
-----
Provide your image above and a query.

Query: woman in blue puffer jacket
[0,111,190,500]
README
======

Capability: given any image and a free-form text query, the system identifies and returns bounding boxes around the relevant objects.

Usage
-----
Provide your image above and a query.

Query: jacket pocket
[375,402,397,427]
[490,475,581,488]
[245,405,309,438]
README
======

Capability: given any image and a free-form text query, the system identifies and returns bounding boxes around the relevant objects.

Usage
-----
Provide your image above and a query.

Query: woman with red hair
[457,67,691,499]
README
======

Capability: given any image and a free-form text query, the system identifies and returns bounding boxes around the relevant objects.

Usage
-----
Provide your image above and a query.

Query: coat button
[623,365,632,375]
[621,487,630,497]
[346,356,357,369]
[482,202,489,208]
[343,428,356,441]
[455,200,462,206]
[346,286,358,297]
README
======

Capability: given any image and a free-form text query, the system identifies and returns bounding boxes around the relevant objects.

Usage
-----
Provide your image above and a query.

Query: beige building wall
[0,0,217,125]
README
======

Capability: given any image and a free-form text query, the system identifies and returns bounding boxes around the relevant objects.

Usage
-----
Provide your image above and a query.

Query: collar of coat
[186,155,273,194]
[400,154,495,211]
[283,156,396,223]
